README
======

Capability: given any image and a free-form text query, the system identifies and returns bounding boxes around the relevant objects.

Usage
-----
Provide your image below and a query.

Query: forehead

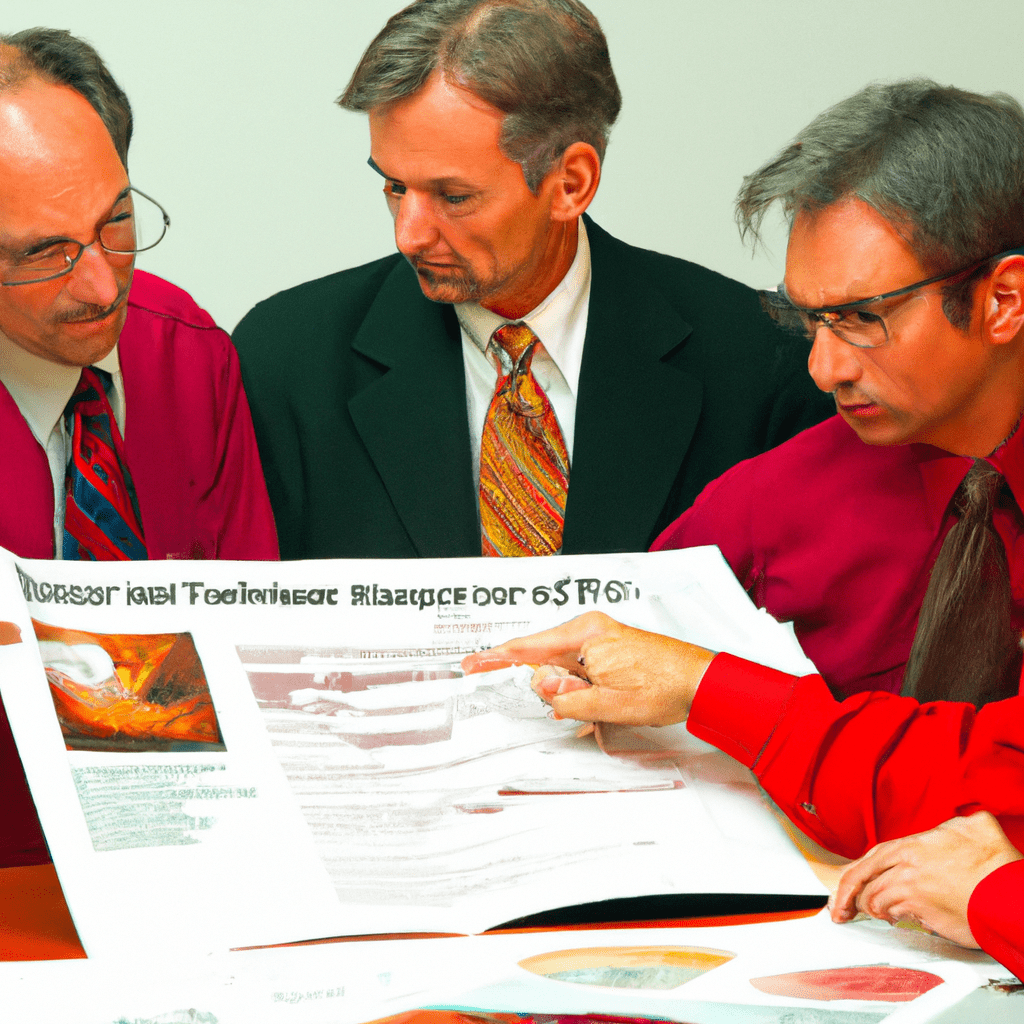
[368,71,523,187]
[0,79,127,242]
[784,198,928,308]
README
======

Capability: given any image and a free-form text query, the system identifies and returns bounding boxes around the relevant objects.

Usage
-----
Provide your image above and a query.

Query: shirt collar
[0,329,121,445]
[913,418,1024,529]
[455,217,592,392]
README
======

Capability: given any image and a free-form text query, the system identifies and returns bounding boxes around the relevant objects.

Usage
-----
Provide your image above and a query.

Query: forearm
[688,654,1024,858]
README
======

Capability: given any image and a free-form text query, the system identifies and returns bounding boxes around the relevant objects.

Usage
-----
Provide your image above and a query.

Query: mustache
[833,385,878,406]
[54,284,130,325]
[407,251,471,271]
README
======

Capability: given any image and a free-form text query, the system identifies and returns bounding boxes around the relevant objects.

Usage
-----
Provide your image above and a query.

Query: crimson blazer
[233,218,833,559]
[0,269,278,561]
[0,271,278,868]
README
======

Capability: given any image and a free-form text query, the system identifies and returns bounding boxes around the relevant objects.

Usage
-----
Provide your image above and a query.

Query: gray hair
[736,79,1024,329]
[0,28,133,166]
[339,0,621,192]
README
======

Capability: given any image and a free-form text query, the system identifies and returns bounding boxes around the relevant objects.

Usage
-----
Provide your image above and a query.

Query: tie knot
[957,459,1003,519]
[66,367,112,417]
[492,322,537,364]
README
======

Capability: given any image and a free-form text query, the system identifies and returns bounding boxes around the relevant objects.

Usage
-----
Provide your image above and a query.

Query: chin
[53,323,124,367]
[842,414,909,448]
[411,261,486,306]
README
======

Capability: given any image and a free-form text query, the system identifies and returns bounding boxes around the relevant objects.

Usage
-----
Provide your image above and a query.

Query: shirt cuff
[687,652,803,768]
[967,857,1024,980]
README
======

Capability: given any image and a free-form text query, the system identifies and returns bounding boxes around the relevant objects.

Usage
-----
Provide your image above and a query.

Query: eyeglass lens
[2,189,168,284]
[760,292,888,348]
[100,190,167,254]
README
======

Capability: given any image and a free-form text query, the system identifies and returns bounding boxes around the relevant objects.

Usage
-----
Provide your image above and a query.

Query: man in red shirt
[464,78,1024,973]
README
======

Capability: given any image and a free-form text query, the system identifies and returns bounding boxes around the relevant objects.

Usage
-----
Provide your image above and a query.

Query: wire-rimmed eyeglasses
[0,186,170,287]
[759,244,1024,348]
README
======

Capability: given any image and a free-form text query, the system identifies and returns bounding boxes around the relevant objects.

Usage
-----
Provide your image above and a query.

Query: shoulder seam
[127,301,221,332]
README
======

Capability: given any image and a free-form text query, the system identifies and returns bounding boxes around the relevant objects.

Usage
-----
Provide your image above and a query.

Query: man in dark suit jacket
[233,0,831,560]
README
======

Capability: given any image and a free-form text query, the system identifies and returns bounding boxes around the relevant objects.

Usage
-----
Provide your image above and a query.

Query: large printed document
[0,547,825,958]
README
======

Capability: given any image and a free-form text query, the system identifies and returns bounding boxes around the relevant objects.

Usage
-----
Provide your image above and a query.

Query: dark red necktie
[901,459,1021,707]
[63,367,147,560]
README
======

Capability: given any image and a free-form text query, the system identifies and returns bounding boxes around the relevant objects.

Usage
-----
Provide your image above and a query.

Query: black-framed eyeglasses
[0,186,170,287]
[759,244,1024,348]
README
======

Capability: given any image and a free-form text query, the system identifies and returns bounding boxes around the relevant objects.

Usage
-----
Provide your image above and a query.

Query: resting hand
[461,611,715,727]
[830,811,1023,947]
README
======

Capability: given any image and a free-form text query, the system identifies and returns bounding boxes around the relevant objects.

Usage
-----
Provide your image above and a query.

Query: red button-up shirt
[653,414,1024,698]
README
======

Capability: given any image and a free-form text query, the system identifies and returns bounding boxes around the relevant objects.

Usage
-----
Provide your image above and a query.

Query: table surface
[2,858,1018,1023]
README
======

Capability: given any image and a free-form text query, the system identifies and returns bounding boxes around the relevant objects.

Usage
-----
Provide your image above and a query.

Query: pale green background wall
[4,1,1022,330]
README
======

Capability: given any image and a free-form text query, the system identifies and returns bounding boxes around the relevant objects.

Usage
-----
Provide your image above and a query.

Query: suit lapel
[349,261,480,556]
[563,221,703,553]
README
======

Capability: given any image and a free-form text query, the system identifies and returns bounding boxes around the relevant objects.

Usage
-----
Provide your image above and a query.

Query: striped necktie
[63,367,147,560]
[480,322,569,556]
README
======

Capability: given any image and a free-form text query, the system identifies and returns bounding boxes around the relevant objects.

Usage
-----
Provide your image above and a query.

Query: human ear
[547,142,601,222]
[981,254,1024,346]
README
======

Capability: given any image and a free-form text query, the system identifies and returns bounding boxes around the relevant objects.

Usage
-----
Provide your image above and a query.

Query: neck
[937,403,1024,458]
[484,219,579,320]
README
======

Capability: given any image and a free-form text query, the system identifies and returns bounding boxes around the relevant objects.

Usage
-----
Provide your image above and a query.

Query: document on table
[0,546,824,957]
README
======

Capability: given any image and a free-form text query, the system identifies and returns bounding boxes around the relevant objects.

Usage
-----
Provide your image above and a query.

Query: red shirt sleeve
[968,859,1024,981]
[688,653,1024,859]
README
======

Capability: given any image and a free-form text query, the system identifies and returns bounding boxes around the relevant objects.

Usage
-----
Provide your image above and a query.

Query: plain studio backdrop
[3,1,1022,331]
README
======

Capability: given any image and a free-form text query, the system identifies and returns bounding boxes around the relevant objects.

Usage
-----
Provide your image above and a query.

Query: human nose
[807,323,862,393]
[64,242,122,308]
[392,191,439,257]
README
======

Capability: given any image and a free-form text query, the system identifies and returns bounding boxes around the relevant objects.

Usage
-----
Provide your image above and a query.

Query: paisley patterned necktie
[480,322,569,556]
[63,367,147,560]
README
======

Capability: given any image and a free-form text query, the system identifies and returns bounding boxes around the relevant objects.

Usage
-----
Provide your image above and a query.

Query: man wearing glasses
[0,28,276,564]
[0,29,277,870]
[466,79,1024,964]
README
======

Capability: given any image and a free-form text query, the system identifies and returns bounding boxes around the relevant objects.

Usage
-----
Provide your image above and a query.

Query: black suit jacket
[233,219,833,559]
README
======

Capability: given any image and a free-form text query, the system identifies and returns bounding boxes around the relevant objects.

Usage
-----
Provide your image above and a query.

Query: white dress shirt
[456,217,592,491]
[0,333,125,558]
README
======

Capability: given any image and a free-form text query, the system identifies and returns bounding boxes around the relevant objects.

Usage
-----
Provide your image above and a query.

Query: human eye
[442,192,470,206]
[852,308,880,325]
[384,180,406,198]
[19,241,74,268]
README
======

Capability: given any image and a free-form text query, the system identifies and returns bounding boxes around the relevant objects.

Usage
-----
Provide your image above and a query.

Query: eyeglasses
[759,244,1024,348]
[0,187,170,287]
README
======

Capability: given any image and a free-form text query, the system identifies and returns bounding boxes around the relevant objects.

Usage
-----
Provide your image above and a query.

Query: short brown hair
[339,0,621,192]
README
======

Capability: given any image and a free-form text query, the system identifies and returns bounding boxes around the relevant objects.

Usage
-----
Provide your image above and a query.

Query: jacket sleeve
[968,860,1024,981]
[201,340,280,560]
[687,653,1024,859]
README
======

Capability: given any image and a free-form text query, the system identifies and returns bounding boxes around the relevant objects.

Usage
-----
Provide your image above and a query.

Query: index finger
[462,613,615,674]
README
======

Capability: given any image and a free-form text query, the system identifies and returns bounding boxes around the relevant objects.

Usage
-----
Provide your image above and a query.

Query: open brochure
[0,546,826,957]
[0,911,1006,1024]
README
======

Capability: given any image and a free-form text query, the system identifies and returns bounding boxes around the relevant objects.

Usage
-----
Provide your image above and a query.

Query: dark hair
[339,0,621,192]
[736,79,1024,329]
[0,27,132,166]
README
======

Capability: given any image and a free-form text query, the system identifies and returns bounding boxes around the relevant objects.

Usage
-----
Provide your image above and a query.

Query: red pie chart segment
[750,964,944,1002]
